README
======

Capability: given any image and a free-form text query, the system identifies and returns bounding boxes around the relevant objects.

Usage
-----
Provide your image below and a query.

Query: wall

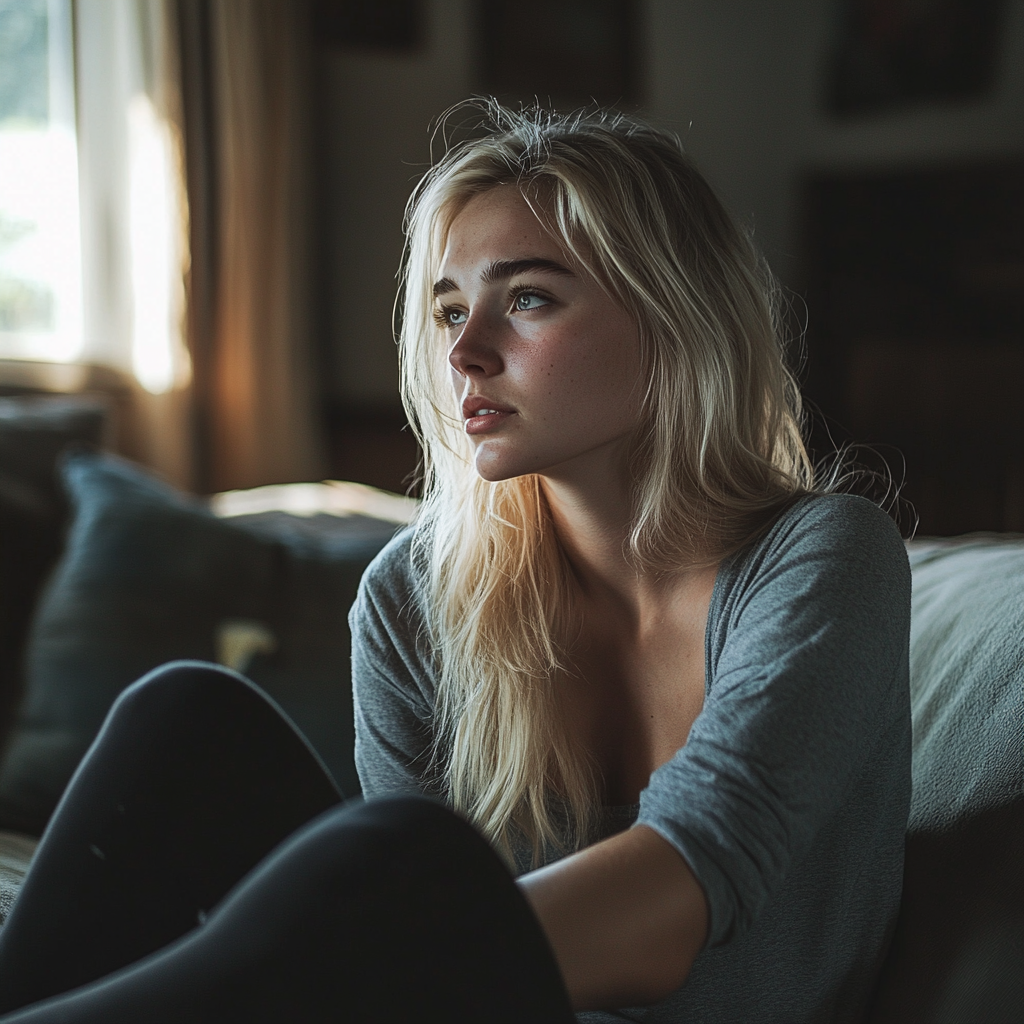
[646,0,1024,287]
[322,0,1024,409]
[321,0,472,410]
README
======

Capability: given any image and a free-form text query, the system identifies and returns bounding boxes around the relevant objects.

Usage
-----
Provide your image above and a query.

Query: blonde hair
[398,101,814,866]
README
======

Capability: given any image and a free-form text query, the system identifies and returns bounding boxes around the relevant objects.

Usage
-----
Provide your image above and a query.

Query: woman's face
[435,186,642,484]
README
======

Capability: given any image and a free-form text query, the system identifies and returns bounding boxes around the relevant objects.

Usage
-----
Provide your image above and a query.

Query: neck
[539,448,664,622]
[538,444,722,628]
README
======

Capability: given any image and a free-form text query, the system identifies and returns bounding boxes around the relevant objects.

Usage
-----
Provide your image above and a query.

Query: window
[0,0,83,363]
[0,0,189,395]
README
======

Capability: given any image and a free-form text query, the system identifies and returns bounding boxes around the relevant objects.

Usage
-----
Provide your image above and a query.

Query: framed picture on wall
[477,0,639,109]
[827,0,1007,116]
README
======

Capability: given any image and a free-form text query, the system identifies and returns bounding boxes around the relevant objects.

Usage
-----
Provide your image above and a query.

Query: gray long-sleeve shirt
[350,493,912,1023]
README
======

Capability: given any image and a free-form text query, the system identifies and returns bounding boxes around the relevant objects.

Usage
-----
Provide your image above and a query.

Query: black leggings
[0,662,573,1023]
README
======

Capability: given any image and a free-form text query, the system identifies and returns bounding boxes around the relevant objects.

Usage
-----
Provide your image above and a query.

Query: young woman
[352,101,912,1021]
[0,103,911,1023]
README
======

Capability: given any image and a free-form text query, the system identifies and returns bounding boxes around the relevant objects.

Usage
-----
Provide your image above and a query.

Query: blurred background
[1,0,1022,535]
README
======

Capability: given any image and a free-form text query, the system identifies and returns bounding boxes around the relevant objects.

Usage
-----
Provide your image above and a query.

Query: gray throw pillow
[0,397,107,750]
[0,451,397,835]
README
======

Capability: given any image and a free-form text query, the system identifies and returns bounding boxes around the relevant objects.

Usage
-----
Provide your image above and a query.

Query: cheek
[572,320,641,412]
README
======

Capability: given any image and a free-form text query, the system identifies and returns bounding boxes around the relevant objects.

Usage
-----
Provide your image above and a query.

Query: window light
[0,0,83,364]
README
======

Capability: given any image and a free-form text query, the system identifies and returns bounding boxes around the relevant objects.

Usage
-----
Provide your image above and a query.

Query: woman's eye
[434,305,467,329]
[513,292,548,312]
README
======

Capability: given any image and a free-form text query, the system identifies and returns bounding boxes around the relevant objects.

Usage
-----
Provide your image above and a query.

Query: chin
[472,446,537,483]
[472,460,519,484]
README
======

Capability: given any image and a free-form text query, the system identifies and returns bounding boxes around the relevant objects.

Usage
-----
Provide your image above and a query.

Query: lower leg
[0,661,341,1014]
[0,797,573,1024]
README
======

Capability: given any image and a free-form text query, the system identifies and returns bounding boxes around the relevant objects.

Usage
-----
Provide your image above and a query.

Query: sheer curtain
[75,0,326,493]
[74,0,194,487]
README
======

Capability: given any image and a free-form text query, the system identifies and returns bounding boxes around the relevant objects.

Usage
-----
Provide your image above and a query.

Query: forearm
[517,824,708,1011]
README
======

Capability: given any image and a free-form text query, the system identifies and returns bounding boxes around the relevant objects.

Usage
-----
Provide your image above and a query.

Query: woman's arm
[350,532,440,799]
[518,824,708,1011]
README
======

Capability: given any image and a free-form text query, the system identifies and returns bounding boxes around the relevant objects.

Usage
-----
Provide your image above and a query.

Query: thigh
[0,661,342,1014]
[0,797,573,1024]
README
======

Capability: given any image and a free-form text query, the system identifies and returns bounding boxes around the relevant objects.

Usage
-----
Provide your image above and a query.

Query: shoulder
[349,526,429,649]
[761,491,904,554]
[353,526,421,609]
[709,493,912,672]
[360,524,419,587]
[725,493,910,596]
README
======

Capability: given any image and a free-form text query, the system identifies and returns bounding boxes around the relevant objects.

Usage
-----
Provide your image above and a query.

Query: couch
[0,397,1020,1022]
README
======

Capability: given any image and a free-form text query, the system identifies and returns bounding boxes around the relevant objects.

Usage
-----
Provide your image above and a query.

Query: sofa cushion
[0,451,403,834]
[0,397,107,749]
[867,537,1024,1022]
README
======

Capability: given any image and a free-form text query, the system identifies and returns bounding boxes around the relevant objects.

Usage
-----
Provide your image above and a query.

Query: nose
[448,315,503,379]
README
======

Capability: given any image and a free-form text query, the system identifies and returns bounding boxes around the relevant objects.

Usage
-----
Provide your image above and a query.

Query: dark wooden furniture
[801,160,1024,535]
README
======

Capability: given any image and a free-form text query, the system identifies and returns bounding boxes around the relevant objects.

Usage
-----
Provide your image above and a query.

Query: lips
[462,396,515,419]
[462,395,515,435]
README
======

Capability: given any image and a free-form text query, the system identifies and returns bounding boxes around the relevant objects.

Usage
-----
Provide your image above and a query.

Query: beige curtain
[181,0,326,494]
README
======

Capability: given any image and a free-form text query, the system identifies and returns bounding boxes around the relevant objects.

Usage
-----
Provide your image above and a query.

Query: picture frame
[828,0,1006,116]
[477,0,638,109]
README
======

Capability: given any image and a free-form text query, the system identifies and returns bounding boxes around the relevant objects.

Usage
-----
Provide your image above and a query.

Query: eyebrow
[432,258,575,298]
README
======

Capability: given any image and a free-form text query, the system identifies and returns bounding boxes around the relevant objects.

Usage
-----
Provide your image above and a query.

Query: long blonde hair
[398,101,814,866]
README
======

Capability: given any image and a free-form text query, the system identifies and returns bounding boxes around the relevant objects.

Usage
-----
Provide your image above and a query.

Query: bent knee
[310,795,501,880]
[110,660,258,727]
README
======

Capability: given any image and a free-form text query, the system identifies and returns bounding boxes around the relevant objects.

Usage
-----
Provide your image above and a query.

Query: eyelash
[432,305,464,330]
[432,284,551,331]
